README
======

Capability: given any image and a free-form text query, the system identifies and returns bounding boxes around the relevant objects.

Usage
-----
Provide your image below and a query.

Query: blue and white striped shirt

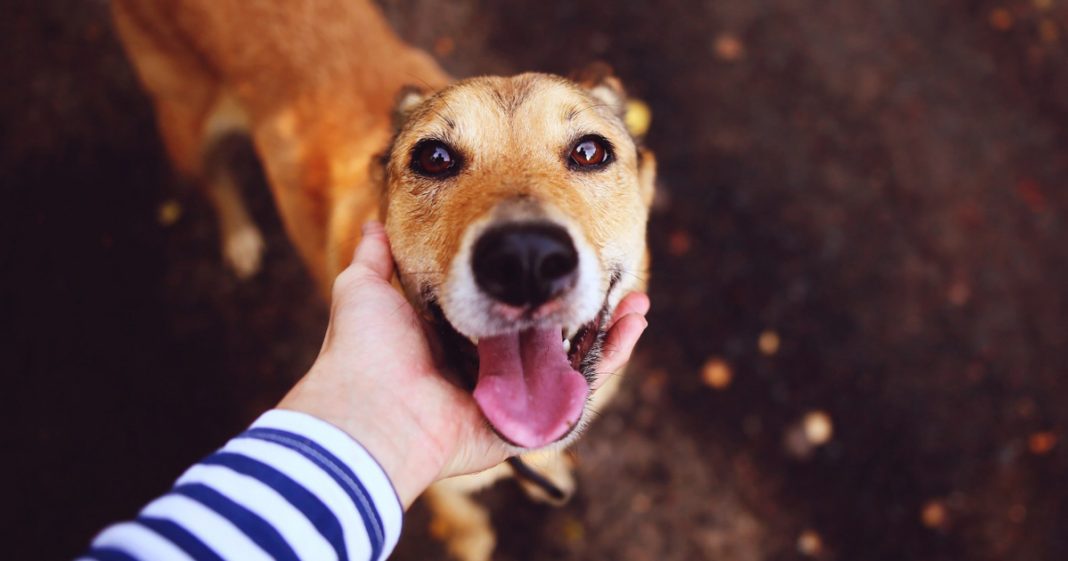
[79,410,404,561]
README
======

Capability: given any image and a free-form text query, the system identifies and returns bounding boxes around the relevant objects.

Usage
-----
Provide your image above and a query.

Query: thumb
[349,221,395,281]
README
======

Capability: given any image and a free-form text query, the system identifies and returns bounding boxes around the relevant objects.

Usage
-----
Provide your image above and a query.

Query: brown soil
[4,0,1068,559]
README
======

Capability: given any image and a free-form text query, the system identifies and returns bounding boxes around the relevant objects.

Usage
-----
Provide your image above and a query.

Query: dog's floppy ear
[392,85,429,130]
[572,62,651,140]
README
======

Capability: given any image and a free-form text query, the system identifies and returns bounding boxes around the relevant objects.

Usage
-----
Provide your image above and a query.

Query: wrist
[278,363,451,508]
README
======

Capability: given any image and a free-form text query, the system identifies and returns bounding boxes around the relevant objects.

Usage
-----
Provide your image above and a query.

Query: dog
[112,1,655,559]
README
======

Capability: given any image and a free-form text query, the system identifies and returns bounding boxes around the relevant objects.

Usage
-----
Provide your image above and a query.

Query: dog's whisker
[583,405,610,425]
[591,367,626,387]
[398,72,458,129]
[618,268,651,284]
[402,71,436,93]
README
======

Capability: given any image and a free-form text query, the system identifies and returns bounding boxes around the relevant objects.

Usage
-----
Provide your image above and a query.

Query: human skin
[279,222,650,507]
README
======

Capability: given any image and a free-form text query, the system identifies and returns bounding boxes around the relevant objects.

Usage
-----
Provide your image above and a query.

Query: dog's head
[381,71,655,451]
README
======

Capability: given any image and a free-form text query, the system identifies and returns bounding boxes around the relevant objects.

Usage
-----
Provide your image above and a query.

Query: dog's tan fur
[384,74,655,319]
[113,1,653,559]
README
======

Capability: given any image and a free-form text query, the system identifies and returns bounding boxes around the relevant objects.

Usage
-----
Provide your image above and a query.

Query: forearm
[79,410,403,561]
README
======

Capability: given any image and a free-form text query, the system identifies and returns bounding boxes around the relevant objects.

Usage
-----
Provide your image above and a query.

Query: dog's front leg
[425,463,512,561]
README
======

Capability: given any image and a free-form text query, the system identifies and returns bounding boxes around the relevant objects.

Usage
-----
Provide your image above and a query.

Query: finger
[609,292,650,328]
[439,402,512,478]
[349,221,395,281]
[594,312,648,389]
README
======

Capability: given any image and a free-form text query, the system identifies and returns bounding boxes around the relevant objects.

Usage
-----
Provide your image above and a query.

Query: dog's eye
[412,140,459,177]
[569,136,611,169]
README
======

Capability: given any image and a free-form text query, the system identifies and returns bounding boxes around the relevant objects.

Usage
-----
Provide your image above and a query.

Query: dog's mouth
[426,292,614,450]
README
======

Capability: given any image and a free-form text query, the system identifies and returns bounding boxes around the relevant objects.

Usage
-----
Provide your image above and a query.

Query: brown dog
[112,1,654,558]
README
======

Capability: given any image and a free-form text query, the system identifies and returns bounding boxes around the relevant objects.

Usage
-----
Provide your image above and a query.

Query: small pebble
[713,33,744,61]
[630,492,653,513]
[433,36,455,57]
[947,281,970,306]
[1028,431,1057,455]
[921,500,948,529]
[157,200,182,226]
[701,358,732,389]
[1039,19,1059,44]
[989,8,1013,31]
[758,330,780,356]
[803,411,833,445]
[562,516,585,544]
[668,230,692,256]
[624,99,652,138]
[797,529,823,556]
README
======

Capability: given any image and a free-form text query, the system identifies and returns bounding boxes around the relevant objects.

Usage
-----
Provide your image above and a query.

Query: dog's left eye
[569,135,611,169]
[411,140,459,177]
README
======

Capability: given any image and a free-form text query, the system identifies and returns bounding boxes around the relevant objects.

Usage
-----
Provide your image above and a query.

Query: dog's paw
[222,225,265,279]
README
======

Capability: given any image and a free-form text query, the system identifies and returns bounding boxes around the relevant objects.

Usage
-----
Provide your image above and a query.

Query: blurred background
[4,0,1068,559]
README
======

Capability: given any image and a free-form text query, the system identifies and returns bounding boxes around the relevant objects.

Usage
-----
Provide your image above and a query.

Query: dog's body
[113,1,653,558]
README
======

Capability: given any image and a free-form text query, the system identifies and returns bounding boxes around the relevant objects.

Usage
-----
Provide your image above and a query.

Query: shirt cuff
[250,409,404,559]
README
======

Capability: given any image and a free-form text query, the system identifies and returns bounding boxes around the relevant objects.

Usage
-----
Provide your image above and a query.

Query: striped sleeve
[81,409,404,561]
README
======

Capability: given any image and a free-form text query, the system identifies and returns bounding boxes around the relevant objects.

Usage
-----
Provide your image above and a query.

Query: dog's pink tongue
[473,327,588,448]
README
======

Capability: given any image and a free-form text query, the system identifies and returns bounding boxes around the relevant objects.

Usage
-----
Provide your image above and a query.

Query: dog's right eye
[568,135,612,170]
[411,140,460,178]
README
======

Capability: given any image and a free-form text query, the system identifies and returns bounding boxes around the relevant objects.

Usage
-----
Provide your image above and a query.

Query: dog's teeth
[563,339,571,353]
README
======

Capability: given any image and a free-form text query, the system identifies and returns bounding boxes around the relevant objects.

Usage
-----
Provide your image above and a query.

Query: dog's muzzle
[433,200,607,449]
[465,220,590,448]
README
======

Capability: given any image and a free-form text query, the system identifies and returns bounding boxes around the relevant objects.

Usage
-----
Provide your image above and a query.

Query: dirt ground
[4,0,1068,559]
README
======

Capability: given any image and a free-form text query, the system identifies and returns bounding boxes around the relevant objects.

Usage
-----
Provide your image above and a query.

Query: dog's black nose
[472,223,579,308]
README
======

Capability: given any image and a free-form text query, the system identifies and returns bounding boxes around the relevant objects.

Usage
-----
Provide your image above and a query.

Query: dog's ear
[392,85,428,130]
[572,62,651,140]
[573,62,626,115]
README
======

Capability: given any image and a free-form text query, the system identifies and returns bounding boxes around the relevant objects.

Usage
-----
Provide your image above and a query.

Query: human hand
[278,222,649,508]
